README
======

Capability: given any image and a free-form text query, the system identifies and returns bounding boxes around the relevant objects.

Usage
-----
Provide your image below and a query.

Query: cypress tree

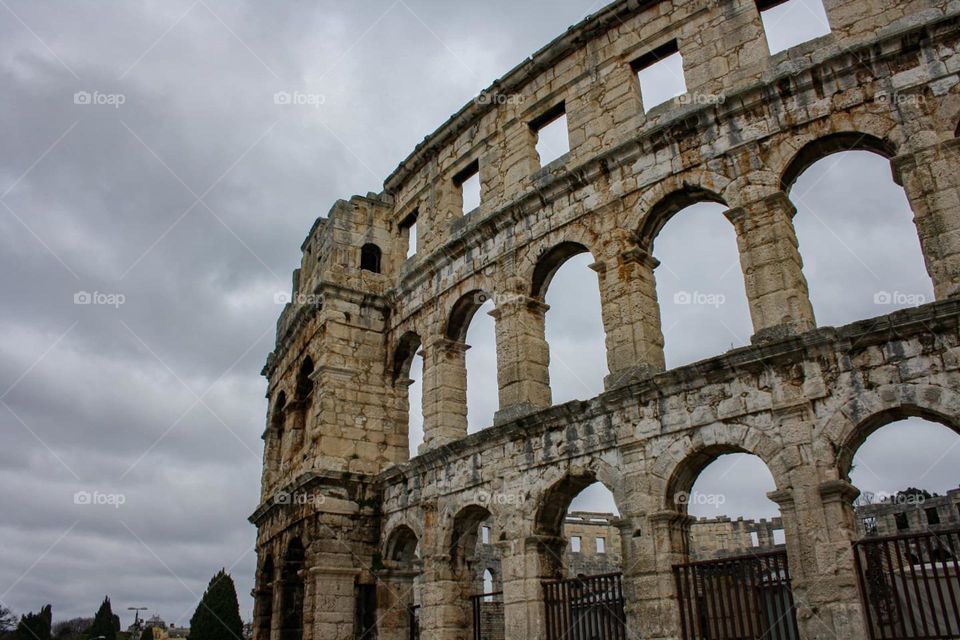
[188,570,242,640]
[86,597,118,640]
[15,605,52,640]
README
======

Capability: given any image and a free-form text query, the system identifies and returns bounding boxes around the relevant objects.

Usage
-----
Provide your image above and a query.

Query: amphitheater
[249,0,960,638]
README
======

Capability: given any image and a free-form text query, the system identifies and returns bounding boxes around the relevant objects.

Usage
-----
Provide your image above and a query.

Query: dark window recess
[895,512,909,531]
[355,584,377,639]
[360,243,382,273]
[630,39,680,74]
[926,507,941,525]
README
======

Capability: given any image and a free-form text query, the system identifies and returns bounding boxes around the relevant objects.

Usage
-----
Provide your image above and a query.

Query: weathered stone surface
[251,1,960,639]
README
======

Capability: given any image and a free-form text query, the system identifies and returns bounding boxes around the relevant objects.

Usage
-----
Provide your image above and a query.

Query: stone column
[592,247,665,389]
[500,534,565,639]
[490,296,552,424]
[725,192,816,342]
[421,336,469,452]
[892,140,960,299]
[624,509,693,640]
[419,553,470,640]
[376,569,419,640]
[307,565,360,640]
[768,477,868,640]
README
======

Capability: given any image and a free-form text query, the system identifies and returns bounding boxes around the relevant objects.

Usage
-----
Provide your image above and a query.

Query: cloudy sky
[0,0,957,628]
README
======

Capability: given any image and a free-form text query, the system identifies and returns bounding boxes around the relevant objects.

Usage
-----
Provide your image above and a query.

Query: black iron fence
[673,550,799,640]
[853,527,960,639]
[470,591,504,640]
[543,572,627,640]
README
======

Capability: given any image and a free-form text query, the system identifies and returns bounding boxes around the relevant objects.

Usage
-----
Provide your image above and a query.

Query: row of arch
[390,130,939,453]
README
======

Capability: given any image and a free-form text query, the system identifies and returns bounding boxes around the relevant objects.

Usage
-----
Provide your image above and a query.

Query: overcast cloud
[1,0,957,629]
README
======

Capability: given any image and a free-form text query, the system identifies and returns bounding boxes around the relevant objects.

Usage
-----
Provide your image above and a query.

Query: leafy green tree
[140,627,155,640]
[52,618,92,640]
[188,570,243,640]
[85,598,119,640]
[15,605,51,640]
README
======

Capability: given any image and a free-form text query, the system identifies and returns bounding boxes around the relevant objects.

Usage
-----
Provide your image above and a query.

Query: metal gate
[471,591,504,640]
[673,550,799,640]
[853,527,960,639]
[543,572,627,640]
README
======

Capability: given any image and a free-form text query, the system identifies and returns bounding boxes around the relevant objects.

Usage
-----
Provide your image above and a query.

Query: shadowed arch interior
[837,406,960,481]
[531,241,590,300]
[639,188,727,251]
[780,132,896,193]
[535,471,618,536]
[295,357,314,403]
[385,525,420,567]
[445,290,489,342]
[450,504,492,565]
[392,332,422,382]
[271,391,286,431]
[280,538,305,640]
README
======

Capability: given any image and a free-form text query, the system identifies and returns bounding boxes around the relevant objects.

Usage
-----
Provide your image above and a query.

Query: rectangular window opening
[530,102,570,168]
[750,531,760,547]
[453,160,481,216]
[895,512,909,531]
[631,40,686,112]
[862,516,878,536]
[571,536,581,553]
[481,525,490,545]
[400,210,418,258]
[926,507,941,525]
[757,0,831,55]
[596,537,606,554]
[772,528,786,545]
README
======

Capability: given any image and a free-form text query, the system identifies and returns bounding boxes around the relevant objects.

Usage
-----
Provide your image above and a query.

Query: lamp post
[128,608,148,630]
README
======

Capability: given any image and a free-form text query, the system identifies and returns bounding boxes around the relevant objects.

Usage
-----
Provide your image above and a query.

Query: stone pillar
[421,336,469,452]
[592,247,665,389]
[500,534,565,640]
[419,553,470,640]
[624,510,692,640]
[768,477,868,640]
[725,192,816,342]
[892,140,960,299]
[490,296,552,424]
[376,570,419,640]
[307,565,360,640]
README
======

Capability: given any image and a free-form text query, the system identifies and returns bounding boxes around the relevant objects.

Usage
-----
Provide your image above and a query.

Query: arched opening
[645,191,752,368]
[392,333,424,458]
[534,474,626,635]
[785,134,933,327]
[669,448,796,639]
[360,243,382,273]
[844,415,960,636]
[254,554,274,640]
[279,539,305,640]
[294,357,314,404]
[443,505,501,638]
[380,526,421,640]
[534,243,608,404]
[446,291,497,433]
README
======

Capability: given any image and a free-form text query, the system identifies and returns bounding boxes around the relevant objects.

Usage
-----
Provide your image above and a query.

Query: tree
[188,570,243,640]
[85,598,119,640]
[52,618,92,640]
[0,606,16,634]
[140,628,155,640]
[15,605,51,640]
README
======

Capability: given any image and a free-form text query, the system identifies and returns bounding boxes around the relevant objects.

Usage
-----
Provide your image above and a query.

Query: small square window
[481,525,490,545]
[596,537,606,554]
[772,529,786,545]
[757,0,831,54]
[530,103,570,167]
[862,516,878,536]
[750,531,760,547]
[895,512,909,531]
[400,210,418,258]
[571,536,581,553]
[632,41,686,112]
[926,507,941,525]
[454,160,481,216]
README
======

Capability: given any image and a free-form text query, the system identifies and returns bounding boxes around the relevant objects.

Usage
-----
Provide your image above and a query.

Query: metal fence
[853,527,960,639]
[673,550,799,640]
[543,572,627,640]
[470,591,504,640]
